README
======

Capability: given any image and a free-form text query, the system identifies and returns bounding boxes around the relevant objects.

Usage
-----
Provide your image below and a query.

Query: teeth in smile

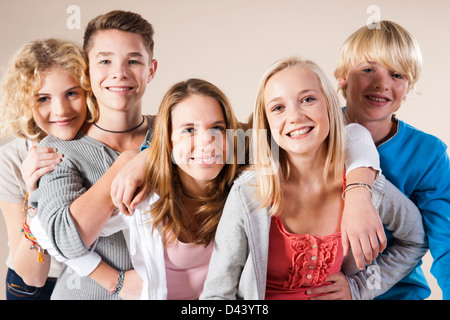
[191,156,220,164]
[289,127,311,137]
[367,96,388,102]
[108,87,132,92]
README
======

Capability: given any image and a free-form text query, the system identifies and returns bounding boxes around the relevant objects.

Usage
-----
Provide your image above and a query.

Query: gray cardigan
[29,120,153,299]
[200,170,428,300]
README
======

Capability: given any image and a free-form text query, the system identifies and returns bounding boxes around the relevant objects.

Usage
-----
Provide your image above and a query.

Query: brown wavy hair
[145,79,240,246]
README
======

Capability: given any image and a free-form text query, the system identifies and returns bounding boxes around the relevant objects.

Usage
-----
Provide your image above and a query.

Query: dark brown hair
[83,10,155,59]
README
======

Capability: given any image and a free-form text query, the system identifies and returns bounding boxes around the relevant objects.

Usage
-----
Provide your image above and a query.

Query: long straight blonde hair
[253,57,346,215]
[145,79,240,246]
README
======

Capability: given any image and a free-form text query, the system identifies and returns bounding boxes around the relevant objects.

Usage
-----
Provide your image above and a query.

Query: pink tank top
[265,215,344,300]
[164,238,214,300]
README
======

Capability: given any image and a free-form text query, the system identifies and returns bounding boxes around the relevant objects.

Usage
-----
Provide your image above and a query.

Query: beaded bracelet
[110,270,125,295]
[21,221,47,263]
[22,193,38,219]
[342,182,372,200]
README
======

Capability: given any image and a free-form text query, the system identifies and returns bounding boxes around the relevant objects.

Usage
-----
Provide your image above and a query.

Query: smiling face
[87,29,156,113]
[264,67,330,159]
[171,94,228,186]
[32,67,87,140]
[339,60,409,124]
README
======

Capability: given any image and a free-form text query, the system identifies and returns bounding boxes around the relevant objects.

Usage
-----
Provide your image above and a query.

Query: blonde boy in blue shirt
[334,20,450,300]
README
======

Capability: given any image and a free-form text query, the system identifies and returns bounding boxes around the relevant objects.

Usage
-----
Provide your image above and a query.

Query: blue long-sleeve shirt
[376,119,450,300]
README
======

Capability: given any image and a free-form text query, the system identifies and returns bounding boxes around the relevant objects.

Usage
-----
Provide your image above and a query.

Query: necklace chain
[93,115,145,133]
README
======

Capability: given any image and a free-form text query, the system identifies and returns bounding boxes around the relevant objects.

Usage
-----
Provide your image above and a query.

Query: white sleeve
[345,123,381,176]
[30,208,128,277]
[30,216,101,277]
[99,208,127,237]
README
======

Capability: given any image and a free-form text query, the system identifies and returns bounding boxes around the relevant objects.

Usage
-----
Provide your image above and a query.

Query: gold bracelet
[342,183,372,200]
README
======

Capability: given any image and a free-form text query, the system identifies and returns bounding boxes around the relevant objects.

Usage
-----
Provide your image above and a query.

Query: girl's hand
[341,167,387,269]
[89,262,143,300]
[110,149,149,215]
[307,272,351,300]
[21,146,63,193]
[118,269,143,300]
[341,187,387,270]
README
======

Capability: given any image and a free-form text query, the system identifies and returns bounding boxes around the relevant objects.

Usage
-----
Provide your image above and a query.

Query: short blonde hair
[0,38,97,140]
[253,57,346,215]
[334,20,422,99]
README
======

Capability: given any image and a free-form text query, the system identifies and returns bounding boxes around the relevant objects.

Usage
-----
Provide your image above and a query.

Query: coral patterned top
[265,215,344,300]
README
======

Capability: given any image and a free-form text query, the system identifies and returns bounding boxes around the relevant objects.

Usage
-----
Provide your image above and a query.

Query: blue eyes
[37,96,49,103]
[271,105,283,112]
[36,91,79,104]
[302,97,316,103]
[270,96,316,112]
[99,60,140,65]
[66,91,79,97]
[362,67,404,79]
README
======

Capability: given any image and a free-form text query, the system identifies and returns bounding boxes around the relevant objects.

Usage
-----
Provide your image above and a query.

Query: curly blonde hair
[0,38,97,140]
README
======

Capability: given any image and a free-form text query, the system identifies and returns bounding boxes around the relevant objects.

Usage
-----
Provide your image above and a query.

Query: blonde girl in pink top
[259,58,350,299]
[200,57,426,301]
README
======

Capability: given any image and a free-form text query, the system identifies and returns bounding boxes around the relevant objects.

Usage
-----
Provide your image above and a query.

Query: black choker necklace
[93,115,145,133]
